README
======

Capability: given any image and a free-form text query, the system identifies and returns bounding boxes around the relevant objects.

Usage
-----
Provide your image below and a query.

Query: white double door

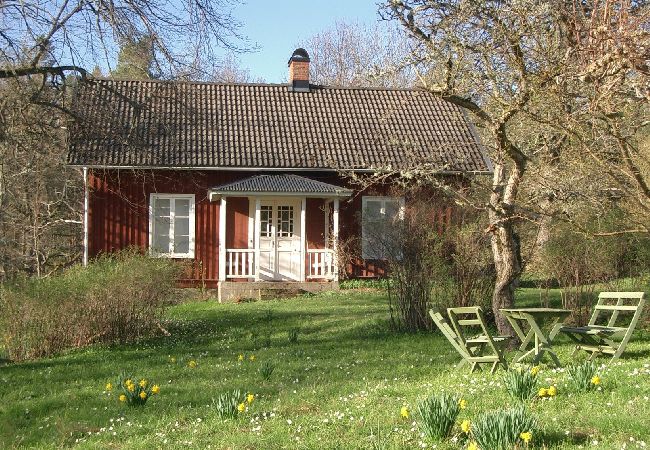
[258,199,302,281]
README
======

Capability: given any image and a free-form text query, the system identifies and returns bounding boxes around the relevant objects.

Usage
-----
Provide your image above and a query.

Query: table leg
[528,318,562,367]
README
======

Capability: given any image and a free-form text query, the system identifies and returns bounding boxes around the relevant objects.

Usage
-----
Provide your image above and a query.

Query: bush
[363,198,495,332]
[416,392,461,441]
[503,367,540,401]
[471,407,537,450]
[0,250,182,361]
[258,361,275,381]
[114,372,160,406]
[567,361,600,392]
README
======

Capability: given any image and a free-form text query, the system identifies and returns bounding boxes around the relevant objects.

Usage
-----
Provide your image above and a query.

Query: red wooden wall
[88,169,454,285]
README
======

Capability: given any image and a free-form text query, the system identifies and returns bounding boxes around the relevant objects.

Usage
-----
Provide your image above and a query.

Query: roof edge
[71,164,493,175]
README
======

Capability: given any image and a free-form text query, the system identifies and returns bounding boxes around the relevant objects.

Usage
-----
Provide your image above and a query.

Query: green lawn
[1,289,649,449]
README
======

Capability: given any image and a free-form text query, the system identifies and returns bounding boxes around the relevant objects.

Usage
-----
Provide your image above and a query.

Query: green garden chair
[430,306,511,373]
[559,291,646,361]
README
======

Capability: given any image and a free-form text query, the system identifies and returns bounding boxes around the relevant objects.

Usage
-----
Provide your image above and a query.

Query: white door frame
[248,197,305,281]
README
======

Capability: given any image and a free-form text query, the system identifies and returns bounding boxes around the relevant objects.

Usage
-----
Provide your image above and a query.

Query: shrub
[0,250,182,361]
[213,389,244,419]
[567,361,599,392]
[258,361,275,381]
[416,392,461,441]
[471,407,537,450]
[503,367,540,401]
[213,390,254,419]
[114,372,160,406]
[362,197,494,332]
[287,328,299,344]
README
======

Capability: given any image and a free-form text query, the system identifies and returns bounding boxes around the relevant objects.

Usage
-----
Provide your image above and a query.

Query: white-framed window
[361,196,405,259]
[149,194,195,258]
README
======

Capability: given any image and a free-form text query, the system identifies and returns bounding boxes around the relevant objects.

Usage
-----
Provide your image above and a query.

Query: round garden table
[499,308,572,367]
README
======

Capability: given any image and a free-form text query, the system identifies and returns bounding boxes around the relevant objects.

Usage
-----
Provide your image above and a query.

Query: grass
[0,288,649,449]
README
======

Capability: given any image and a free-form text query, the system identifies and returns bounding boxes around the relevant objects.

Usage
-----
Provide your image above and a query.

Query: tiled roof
[209,175,352,197]
[67,79,492,173]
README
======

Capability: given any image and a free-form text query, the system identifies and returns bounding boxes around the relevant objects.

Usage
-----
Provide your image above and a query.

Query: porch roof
[208,174,353,199]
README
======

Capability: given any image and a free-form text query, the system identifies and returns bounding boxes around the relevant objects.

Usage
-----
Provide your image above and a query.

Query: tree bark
[490,221,520,336]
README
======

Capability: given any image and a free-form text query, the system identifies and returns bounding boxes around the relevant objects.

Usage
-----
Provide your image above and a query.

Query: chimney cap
[288,48,310,65]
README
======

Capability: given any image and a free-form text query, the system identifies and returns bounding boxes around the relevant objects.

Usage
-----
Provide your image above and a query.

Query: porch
[208,175,352,300]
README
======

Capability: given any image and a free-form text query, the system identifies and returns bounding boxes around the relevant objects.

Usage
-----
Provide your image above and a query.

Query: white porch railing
[307,249,336,279]
[226,249,256,278]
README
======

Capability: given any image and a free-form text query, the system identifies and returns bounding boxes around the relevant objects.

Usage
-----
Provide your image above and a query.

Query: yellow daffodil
[459,398,468,409]
[530,366,540,376]
[591,375,601,385]
[105,383,112,391]
[400,406,409,419]
[188,360,197,368]
[461,419,471,434]
[249,355,256,362]
[151,385,160,395]
[127,384,135,392]
[124,379,132,386]
[468,441,479,450]
[520,431,533,444]
[170,357,176,363]
[247,393,255,404]
[238,354,244,361]
[548,385,557,397]
[237,402,246,413]
[139,391,147,400]
[119,394,127,402]
[538,388,548,397]
[139,379,147,388]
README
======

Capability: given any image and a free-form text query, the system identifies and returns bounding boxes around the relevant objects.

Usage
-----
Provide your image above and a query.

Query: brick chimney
[288,48,310,92]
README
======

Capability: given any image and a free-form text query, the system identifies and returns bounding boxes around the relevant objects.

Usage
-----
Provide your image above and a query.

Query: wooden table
[500,308,572,367]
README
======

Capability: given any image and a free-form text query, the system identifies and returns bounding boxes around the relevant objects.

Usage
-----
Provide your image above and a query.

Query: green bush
[471,407,537,450]
[416,392,461,441]
[258,361,275,381]
[114,372,160,406]
[213,389,244,419]
[0,250,182,361]
[567,361,600,392]
[503,367,540,401]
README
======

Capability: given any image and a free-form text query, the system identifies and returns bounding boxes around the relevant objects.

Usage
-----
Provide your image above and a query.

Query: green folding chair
[560,292,646,361]
[430,306,511,373]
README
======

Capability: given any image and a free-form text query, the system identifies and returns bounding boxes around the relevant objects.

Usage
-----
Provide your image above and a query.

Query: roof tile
[68,79,491,172]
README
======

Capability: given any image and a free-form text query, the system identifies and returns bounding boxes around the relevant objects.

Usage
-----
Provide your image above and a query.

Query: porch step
[218,281,339,303]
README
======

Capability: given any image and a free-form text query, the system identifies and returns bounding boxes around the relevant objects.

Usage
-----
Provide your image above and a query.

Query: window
[149,194,195,258]
[260,205,273,238]
[276,205,294,237]
[361,196,404,259]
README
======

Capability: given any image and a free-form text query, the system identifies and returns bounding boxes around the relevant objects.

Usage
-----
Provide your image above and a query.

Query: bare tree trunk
[491,222,520,336]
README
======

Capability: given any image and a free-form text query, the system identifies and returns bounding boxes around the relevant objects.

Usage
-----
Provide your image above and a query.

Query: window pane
[175,199,190,217]
[154,198,170,217]
[174,235,190,254]
[175,217,190,236]
[385,200,400,221]
[153,217,170,253]
[276,205,294,237]
[260,206,272,238]
[364,200,382,220]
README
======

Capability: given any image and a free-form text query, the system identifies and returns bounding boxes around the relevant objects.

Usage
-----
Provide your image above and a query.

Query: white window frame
[149,193,196,258]
[361,196,405,259]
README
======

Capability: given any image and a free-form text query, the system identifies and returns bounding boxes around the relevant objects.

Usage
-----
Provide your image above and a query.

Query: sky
[225,0,384,82]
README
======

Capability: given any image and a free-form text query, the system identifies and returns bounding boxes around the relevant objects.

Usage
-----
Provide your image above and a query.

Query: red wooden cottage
[67,49,491,300]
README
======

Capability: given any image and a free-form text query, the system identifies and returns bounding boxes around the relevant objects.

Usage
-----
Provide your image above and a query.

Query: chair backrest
[588,292,646,333]
[429,308,471,358]
[446,306,493,345]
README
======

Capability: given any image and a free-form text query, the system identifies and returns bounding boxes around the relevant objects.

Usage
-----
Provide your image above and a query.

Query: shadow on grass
[541,429,591,447]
